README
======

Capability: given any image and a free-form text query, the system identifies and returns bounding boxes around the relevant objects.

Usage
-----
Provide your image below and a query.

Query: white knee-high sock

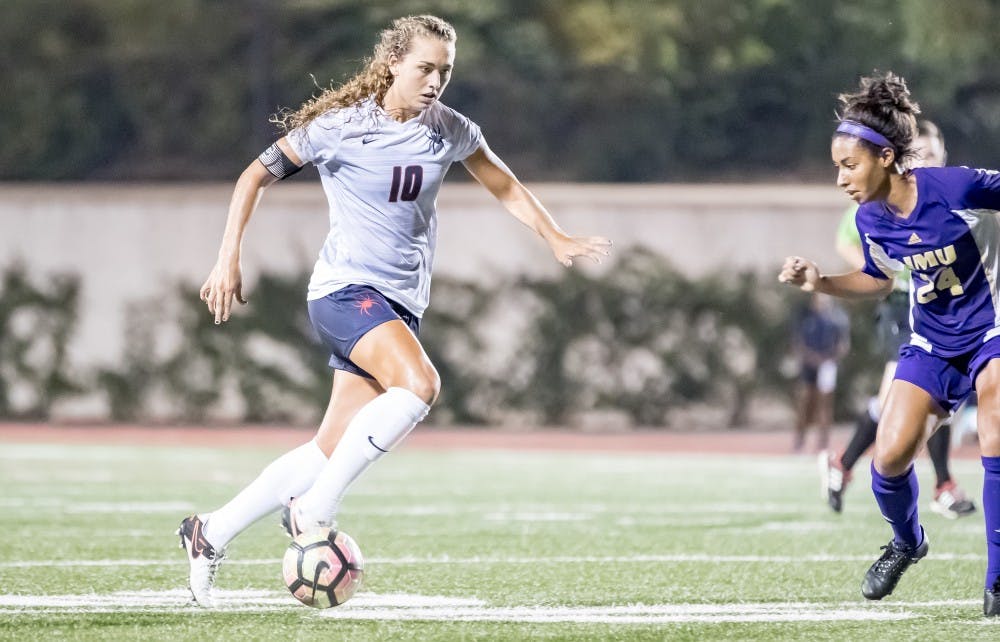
[295,387,430,527]
[203,440,327,549]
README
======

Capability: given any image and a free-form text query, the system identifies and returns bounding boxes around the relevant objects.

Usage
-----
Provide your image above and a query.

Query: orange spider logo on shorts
[353,295,381,316]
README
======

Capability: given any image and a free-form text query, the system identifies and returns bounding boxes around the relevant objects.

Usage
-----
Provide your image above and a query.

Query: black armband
[258,142,303,180]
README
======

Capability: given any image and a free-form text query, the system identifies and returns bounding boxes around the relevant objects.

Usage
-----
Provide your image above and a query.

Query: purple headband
[835,120,895,150]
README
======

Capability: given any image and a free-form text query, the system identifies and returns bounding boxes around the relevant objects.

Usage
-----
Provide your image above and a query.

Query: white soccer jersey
[287,97,482,316]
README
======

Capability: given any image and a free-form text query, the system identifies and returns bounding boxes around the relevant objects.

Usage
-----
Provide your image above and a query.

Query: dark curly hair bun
[836,70,920,165]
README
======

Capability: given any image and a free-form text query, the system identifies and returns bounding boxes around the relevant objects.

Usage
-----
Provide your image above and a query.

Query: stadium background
[8,0,1000,428]
[5,2,1000,639]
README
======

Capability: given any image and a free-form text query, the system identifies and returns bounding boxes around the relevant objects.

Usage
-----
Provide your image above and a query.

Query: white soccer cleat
[929,480,977,519]
[281,497,335,539]
[177,513,225,607]
[818,450,851,513]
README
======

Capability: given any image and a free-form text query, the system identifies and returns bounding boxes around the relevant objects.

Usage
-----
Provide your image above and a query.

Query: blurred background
[2,0,999,433]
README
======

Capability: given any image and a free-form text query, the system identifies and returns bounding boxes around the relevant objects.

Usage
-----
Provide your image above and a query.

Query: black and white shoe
[177,514,225,607]
[929,480,976,519]
[280,497,333,539]
[280,499,302,539]
[818,450,851,514]
[861,531,928,600]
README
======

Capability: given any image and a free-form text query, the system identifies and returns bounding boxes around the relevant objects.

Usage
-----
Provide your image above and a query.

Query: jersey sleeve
[441,108,483,161]
[964,167,1000,210]
[856,208,899,281]
[286,110,345,167]
[859,239,896,281]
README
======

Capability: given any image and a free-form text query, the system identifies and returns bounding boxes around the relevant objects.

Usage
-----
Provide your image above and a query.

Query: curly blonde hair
[273,15,456,132]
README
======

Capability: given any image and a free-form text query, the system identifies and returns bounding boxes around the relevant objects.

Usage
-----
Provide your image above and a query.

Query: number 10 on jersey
[389,165,423,202]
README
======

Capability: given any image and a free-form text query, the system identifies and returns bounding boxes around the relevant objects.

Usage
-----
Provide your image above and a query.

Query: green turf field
[1,438,998,640]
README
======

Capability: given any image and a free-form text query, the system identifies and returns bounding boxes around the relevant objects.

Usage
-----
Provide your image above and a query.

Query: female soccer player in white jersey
[780,71,1000,617]
[177,15,612,607]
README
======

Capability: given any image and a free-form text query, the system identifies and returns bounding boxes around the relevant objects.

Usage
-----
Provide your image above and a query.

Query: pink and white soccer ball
[282,527,364,608]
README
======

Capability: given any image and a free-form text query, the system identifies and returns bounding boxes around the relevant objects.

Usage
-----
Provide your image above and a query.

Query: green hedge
[0,264,82,418]
[1,253,881,427]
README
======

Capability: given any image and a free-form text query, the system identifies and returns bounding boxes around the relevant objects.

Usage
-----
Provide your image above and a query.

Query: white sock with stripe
[203,440,327,549]
[295,387,430,528]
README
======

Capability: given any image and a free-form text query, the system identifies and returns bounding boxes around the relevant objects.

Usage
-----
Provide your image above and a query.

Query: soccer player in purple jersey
[820,120,976,520]
[176,15,612,607]
[779,71,1000,617]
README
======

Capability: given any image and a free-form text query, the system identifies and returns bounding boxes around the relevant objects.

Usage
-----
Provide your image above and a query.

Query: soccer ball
[282,527,364,608]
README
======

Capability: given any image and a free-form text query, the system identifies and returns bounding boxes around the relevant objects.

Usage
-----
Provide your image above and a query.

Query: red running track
[0,423,983,459]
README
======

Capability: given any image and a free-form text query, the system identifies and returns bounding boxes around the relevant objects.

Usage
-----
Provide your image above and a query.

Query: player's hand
[200,259,247,324]
[549,235,613,268]
[778,256,821,291]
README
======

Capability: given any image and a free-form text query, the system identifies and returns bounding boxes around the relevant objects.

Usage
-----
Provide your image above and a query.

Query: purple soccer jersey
[857,166,1000,357]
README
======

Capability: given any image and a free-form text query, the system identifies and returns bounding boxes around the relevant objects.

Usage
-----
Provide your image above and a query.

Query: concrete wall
[1,181,851,370]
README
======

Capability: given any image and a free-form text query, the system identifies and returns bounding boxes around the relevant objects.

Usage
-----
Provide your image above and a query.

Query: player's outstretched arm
[778,256,892,299]
[462,141,612,267]
[201,138,301,324]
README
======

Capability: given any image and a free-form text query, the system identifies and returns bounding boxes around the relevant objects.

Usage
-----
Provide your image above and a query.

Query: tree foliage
[3,0,999,180]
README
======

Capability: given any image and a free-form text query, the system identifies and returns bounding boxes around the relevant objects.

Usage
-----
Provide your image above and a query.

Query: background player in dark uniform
[780,71,1000,617]
[792,293,849,453]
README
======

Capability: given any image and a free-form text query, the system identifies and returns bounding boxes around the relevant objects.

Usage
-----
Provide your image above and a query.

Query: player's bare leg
[290,320,438,531]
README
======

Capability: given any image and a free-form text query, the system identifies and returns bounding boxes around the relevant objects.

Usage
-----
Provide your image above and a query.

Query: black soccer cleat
[828,488,844,513]
[861,532,929,600]
[985,577,1000,617]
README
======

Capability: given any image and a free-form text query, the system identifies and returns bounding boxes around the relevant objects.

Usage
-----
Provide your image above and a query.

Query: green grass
[1,438,999,640]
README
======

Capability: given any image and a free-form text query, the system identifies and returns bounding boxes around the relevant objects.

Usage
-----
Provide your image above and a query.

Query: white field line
[0,552,984,569]
[0,589,949,622]
[66,502,195,514]
[0,499,834,515]
[319,605,913,624]
[725,521,850,534]
[483,512,593,522]
[0,499,194,512]
[0,590,480,611]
